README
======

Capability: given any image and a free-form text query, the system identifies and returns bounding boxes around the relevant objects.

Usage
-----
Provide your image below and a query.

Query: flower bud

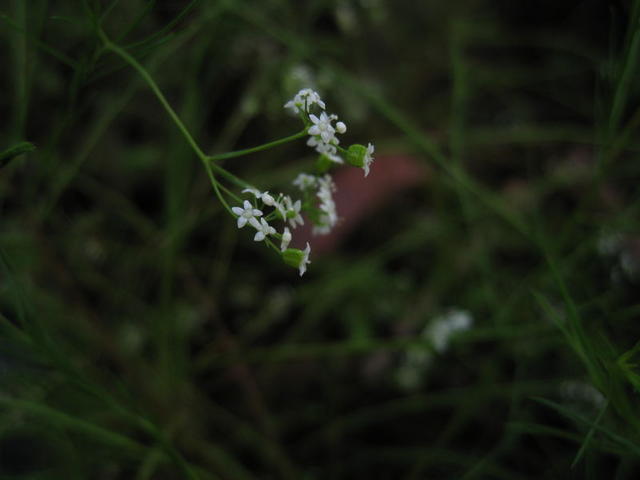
[280,227,292,251]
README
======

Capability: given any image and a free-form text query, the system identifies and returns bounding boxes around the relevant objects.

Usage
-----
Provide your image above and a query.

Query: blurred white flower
[284,88,325,115]
[396,308,474,391]
[560,380,606,410]
[313,174,338,235]
[426,308,473,353]
[293,173,318,190]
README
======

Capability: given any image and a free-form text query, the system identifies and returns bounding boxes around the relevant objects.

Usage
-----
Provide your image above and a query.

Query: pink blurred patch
[291,154,429,254]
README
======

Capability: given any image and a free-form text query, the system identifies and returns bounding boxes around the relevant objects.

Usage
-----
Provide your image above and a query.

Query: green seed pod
[346,144,367,168]
[282,248,305,269]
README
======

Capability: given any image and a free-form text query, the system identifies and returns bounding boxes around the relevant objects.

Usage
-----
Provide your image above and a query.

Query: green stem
[98,29,249,217]
[99,30,207,162]
[208,130,307,161]
[98,29,301,208]
[205,163,233,214]
[209,161,251,189]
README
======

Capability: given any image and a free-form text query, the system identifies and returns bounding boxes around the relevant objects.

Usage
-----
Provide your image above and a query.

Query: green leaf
[533,397,640,457]
[0,141,35,169]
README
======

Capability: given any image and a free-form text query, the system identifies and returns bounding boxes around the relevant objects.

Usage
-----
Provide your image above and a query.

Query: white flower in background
[597,232,623,256]
[560,380,606,410]
[425,309,473,353]
[288,65,315,90]
[242,187,276,206]
[396,347,434,390]
[596,231,640,282]
[396,308,473,391]
[284,88,325,115]
[313,174,338,235]
[308,112,336,144]
[280,227,292,251]
[251,217,276,242]
[336,121,347,134]
[293,173,318,190]
[363,142,375,177]
[232,200,263,229]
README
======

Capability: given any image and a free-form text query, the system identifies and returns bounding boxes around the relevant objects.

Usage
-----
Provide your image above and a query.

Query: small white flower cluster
[314,175,338,235]
[285,88,374,175]
[307,112,346,164]
[292,172,338,236]
[227,87,377,277]
[292,173,317,190]
[232,187,310,275]
[284,88,326,115]
[597,231,640,282]
[426,308,473,353]
[396,308,473,390]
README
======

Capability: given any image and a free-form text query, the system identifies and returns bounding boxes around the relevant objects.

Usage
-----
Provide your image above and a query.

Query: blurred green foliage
[2,0,640,478]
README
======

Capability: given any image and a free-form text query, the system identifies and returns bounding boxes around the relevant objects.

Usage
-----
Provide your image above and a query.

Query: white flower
[308,113,336,144]
[560,380,606,410]
[242,187,276,206]
[280,227,292,251]
[363,143,375,177]
[336,121,347,134]
[287,65,315,89]
[231,200,263,229]
[313,175,338,235]
[285,196,304,228]
[307,137,343,164]
[306,113,345,163]
[425,309,473,353]
[299,242,311,276]
[276,195,304,229]
[292,173,317,190]
[597,233,623,256]
[284,88,325,114]
[396,347,434,391]
[251,217,276,242]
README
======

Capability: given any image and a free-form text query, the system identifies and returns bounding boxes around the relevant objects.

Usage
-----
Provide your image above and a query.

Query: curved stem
[98,30,305,218]
[99,30,208,162]
[98,29,249,212]
[208,130,307,162]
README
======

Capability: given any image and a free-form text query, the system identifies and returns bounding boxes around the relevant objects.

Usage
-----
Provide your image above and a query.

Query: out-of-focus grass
[2,0,640,478]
